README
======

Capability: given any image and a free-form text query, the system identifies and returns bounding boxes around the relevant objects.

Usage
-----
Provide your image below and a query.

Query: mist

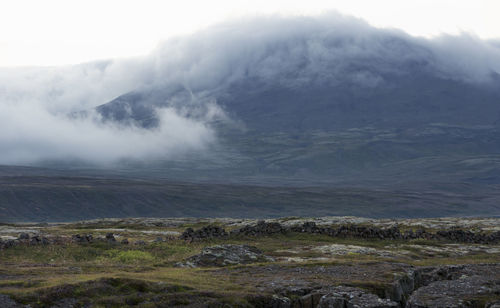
[1,13,499,165]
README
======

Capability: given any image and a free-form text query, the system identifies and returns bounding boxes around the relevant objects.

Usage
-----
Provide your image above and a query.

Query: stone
[248,295,291,308]
[0,294,24,308]
[318,286,398,308]
[105,233,116,242]
[29,235,41,245]
[407,275,500,308]
[294,293,323,308]
[72,234,93,243]
[231,221,287,236]
[178,244,274,267]
[179,225,228,242]
[18,233,29,240]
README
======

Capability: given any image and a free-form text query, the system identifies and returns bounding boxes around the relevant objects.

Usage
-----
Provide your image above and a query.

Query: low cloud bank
[0,105,215,165]
[1,13,499,165]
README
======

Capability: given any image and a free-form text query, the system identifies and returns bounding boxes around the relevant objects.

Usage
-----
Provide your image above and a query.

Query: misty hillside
[1,14,500,220]
[93,19,500,187]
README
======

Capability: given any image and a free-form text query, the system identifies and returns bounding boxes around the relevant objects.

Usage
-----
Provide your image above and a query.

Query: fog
[1,13,499,165]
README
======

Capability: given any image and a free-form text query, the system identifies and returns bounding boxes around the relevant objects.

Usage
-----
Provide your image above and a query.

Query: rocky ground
[0,216,499,307]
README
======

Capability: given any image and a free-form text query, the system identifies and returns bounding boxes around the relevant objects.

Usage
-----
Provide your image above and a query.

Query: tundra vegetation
[0,216,499,307]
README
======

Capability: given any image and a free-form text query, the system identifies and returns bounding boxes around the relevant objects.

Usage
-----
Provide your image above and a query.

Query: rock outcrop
[230,220,287,236]
[0,294,25,308]
[181,221,500,244]
[408,276,500,307]
[179,225,228,242]
[177,244,274,267]
[318,286,399,308]
[407,264,500,308]
[71,234,93,243]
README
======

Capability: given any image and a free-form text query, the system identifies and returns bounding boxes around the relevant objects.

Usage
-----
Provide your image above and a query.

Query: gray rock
[248,295,291,308]
[105,233,116,242]
[269,295,291,308]
[179,225,228,242]
[49,297,80,308]
[407,275,500,308]
[178,244,274,267]
[18,233,29,240]
[0,294,25,308]
[294,293,323,308]
[71,234,92,243]
[318,286,398,308]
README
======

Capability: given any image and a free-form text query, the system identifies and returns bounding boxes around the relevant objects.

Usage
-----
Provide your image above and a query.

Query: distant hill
[2,16,500,221]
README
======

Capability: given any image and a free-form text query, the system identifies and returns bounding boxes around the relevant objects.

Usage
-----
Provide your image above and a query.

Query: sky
[0,0,498,67]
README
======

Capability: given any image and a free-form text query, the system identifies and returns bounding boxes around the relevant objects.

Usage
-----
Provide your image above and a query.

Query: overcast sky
[0,0,498,67]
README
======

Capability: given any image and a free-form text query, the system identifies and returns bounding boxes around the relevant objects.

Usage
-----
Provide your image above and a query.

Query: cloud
[0,104,215,165]
[1,12,499,165]
[147,13,500,90]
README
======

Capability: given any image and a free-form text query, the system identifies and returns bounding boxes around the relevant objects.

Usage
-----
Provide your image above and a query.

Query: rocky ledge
[180,221,500,244]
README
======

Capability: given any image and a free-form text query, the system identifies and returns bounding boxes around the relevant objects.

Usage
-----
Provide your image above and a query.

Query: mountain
[2,15,500,220]
[93,31,500,187]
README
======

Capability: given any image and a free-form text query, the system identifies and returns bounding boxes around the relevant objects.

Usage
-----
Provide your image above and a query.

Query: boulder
[178,244,274,267]
[18,233,29,240]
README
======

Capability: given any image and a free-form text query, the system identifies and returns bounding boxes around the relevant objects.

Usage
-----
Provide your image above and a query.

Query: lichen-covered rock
[178,244,274,267]
[318,286,399,308]
[407,275,500,308]
[18,233,29,240]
